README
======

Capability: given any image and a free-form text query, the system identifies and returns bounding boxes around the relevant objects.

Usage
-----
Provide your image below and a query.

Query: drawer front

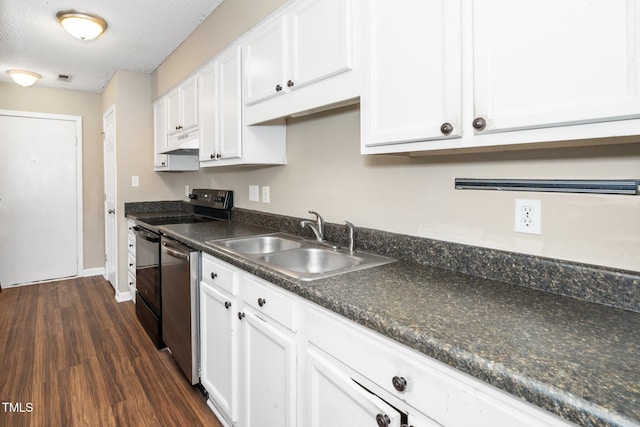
[241,274,297,332]
[202,253,238,296]
[306,307,572,427]
[127,252,136,273]
[127,271,136,292]
[128,233,136,255]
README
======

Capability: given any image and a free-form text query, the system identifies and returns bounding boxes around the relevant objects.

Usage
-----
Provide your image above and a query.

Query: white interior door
[103,106,117,289]
[0,112,81,286]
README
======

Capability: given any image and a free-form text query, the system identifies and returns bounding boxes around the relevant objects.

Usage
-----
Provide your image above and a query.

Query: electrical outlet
[262,186,270,203]
[131,176,139,187]
[249,185,259,202]
[515,199,541,234]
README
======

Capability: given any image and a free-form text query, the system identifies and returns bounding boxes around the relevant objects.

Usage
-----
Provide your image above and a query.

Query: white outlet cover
[515,199,541,234]
[262,186,270,203]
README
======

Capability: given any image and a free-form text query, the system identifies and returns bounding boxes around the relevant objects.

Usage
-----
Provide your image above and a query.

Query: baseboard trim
[83,267,104,277]
[115,290,133,303]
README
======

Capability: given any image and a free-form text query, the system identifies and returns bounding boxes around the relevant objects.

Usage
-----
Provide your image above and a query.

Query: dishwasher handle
[133,226,160,242]
[162,241,190,261]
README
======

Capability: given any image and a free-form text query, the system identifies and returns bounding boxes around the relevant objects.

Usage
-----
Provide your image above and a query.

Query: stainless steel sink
[212,233,302,255]
[206,233,395,281]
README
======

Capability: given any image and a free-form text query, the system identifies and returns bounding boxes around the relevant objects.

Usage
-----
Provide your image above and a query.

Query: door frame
[0,109,84,280]
[102,105,117,292]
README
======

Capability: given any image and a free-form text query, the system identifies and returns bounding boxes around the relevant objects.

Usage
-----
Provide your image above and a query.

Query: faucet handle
[308,210,324,232]
[345,221,355,252]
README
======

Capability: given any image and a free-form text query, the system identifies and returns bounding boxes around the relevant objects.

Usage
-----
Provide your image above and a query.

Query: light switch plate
[131,176,139,187]
[262,186,270,203]
[249,185,259,202]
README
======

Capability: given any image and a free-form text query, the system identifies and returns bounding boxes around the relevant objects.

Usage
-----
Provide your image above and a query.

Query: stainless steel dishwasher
[160,235,199,385]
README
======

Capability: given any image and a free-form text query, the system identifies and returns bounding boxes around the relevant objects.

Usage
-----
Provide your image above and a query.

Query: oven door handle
[162,242,190,261]
[133,226,160,242]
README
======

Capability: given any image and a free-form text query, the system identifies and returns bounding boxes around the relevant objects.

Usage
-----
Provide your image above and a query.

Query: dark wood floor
[0,276,223,427]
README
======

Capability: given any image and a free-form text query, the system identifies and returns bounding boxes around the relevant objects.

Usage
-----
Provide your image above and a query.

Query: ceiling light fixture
[7,70,41,87]
[56,10,108,41]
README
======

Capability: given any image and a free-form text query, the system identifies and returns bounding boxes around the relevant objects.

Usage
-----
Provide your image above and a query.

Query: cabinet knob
[375,414,391,427]
[238,312,245,320]
[258,297,266,307]
[287,80,294,88]
[211,272,218,280]
[129,244,134,248]
[108,209,115,214]
[210,153,215,159]
[161,161,166,166]
[440,122,453,135]
[392,376,407,392]
[129,263,133,267]
[216,153,221,159]
[224,301,231,309]
[472,117,487,130]
[275,84,283,92]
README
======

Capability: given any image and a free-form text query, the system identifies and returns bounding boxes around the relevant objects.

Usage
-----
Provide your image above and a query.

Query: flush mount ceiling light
[56,10,108,41]
[7,70,41,87]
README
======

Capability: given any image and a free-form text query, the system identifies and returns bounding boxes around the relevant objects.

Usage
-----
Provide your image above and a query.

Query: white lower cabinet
[240,309,296,427]
[305,348,407,427]
[200,252,574,427]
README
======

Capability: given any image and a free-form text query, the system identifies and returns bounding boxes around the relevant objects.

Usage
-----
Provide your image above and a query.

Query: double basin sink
[206,233,396,281]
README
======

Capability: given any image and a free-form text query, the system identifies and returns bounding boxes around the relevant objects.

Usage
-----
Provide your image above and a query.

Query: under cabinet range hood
[160,129,199,154]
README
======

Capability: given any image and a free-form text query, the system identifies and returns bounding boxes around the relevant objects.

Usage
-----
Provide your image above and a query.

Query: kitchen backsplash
[233,208,640,313]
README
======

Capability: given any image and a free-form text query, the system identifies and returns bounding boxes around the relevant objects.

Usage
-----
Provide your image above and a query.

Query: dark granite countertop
[132,215,639,427]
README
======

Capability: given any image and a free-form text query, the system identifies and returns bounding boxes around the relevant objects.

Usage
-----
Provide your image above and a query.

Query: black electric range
[132,189,232,348]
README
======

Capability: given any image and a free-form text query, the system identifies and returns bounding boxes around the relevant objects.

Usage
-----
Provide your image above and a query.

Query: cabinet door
[473,0,640,133]
[243,17,288,106]
[361,0,462,148]
[181,76,199,132]
[200,280,239,423]
[306,349,402,427]
[241,310,296,427]
[198,63,217,162]
[217,46,242,160]
[165,88,181,136]
[153,98,169,168]
[289,0,353,90]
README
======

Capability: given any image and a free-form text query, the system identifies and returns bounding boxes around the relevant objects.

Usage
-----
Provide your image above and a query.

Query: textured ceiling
[0,0,223,93]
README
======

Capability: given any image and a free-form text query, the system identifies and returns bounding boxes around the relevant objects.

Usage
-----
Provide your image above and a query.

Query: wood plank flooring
[0,276,223,427]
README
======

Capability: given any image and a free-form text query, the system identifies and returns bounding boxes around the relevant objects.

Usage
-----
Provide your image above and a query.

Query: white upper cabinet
[199,43,287,168]
[243,17,287,107]
[361,0,462,151]
[289,0,353,91]
[473,0,640,134]
[166,75,199,137]
[362,0,640,155]
[153,97,198,171]
[243,0,361,125]
[199,47,243,163]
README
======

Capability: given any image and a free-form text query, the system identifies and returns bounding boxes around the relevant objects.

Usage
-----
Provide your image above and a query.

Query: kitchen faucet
[300,210,324,242]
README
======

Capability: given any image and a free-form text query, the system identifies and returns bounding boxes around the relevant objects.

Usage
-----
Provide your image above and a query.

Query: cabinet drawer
[127,271,136,291]
[127,252,136,273]
[241,275,297,332]
[127,233,136,256]
[306,307,571,427]
[202,253,238,296]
